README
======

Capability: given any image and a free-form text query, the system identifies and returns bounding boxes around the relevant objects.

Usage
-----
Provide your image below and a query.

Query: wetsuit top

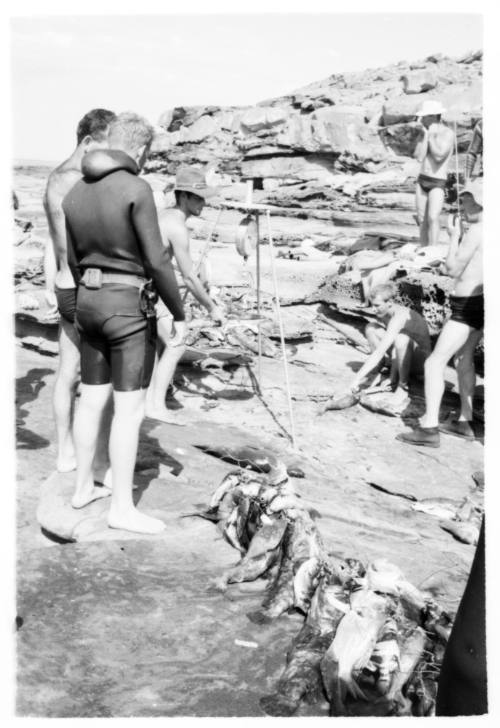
[62,149,185,321]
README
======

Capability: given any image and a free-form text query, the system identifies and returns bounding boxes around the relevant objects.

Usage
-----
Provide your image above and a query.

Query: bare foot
[145,405,178,423]
[57,455,77,473]
[107,507,166,535]
[72,484,112,509]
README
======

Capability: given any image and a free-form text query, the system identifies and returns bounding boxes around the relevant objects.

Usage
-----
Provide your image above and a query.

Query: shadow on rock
[134,419,184,500]
[16,367,53,450]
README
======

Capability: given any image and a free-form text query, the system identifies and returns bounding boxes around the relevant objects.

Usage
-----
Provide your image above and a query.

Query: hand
[44,288,58,314]
[170,320,188,347]
[209,304,226,326]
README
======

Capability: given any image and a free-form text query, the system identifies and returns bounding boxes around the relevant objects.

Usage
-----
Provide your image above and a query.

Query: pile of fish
[186,465,453,717]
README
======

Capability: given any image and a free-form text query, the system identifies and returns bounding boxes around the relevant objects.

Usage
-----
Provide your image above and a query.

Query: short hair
[370,282,397,302]
[76,108,116,145]
[107,112,155,155]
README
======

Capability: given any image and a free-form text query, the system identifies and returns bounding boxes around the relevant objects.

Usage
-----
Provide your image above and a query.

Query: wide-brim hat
[459,177,483,207]
[416,99,446,118]
[174,166,218,200]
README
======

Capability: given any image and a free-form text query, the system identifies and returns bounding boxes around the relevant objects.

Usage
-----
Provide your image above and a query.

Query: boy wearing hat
[398,179,483,447]
[147,166,225,421]
[414,99,455,246]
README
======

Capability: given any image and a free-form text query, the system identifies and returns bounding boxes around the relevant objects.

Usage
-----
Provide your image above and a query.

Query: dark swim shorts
[418,174,447,194]
[449,294,484,331]
[55,286,77,324]
[75,283,157,391]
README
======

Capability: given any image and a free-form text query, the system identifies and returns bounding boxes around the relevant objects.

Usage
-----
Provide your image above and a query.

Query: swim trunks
[75,283,157,391]
[54,286,77,324]
[418,174,447,194]
[449,294,484,331]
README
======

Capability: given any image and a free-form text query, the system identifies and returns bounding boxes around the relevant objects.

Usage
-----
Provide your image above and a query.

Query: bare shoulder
[464,221,482,248]
[45,163,81,208]
[159,209,188,238]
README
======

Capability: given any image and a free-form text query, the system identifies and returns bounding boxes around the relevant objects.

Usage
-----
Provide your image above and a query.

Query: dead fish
[259,578,349,716]
[248,545,294,624]
[369,619,400,696]
[319,391,359,414]
[385,626,426,715]
[209,471,241,509]
[439,518,479,545]
[259,624,334,716]
[225,517,287,585]
[293,557,323,613]
[320,610,379,715]
[334,558,366,586]
[396,579,429,623]
[180,504,220,523]
[412,497,460,520]
[266,493,304,514]
[365,559,404,595]
[222,506,246,554]
[406,660,437,716]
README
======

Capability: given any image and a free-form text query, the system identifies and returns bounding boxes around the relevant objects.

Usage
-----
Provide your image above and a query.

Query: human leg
[107,388,165,534]
[454,329,482,422]
[93,395,113,486]
[72,382,113,508]
[426,187,445,246]
[53,317,80,472]
[415,183,429,246]
[146,315,186,421]
[420,321,472,428]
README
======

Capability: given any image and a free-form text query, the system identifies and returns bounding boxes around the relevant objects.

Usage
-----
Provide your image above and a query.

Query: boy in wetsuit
[63,112,186,534]
[414,100,455,247]
[346,283,431,407]
[43,109,116,475]
[398,178,483,447]
[146,167,225,421]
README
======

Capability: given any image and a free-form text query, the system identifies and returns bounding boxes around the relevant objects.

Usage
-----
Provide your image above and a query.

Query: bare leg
[72,383,113,508]
[420,321,473,428]
[426,187,445,246]
[107,388,165,534]
[93,395,113,487]
[415,183,429,246]
[365,322,385,352]
[391,333,414,404]
[146,316,186,421]
[454,330,483,422]
[53,318,80,472]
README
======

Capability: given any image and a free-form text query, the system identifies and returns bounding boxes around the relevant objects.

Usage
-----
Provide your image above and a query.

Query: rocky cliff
[147,49,482,244]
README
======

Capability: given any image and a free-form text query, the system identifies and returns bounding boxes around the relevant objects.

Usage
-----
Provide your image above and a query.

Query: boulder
[167,105,220,132]
[240,106,289,133]
[401,69,437,95]
[240,154,337,183]
[382,94,428,125]
[181,114,218,143]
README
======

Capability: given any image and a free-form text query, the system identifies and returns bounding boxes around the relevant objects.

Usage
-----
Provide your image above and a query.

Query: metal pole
[256,213,262,384]
[266,210,297,450]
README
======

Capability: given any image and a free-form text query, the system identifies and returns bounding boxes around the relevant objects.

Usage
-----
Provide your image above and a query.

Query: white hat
[416,99,446,118]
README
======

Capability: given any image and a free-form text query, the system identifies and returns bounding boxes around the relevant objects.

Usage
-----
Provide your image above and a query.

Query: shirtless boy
[43,108,116,473]
[414,100,455,246]
[398,178,483,447]
[346,283,431,407]
[146,167,225,421]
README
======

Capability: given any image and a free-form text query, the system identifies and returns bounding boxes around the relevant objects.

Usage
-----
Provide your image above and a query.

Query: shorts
[418,174,447,194]
[55,286,77,324]
[75,283,157,391]
[449,294,484,331]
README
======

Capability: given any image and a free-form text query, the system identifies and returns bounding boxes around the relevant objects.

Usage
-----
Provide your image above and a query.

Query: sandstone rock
[181,114,218,143]
[457,49,482,64]
[240,106,288,133]
[240,154,338,183]
[158,109,174,130]
[168,105,220,131]
[382,94,428,125]
[401,69,437,94]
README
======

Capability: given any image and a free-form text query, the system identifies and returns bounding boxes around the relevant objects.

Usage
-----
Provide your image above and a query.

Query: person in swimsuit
[347,283,431,408]
[465,119,483,180]
[146,167,225,421]
[414,99,455,247]
[63,112,186,534]
[43,108,116,474]
[398,178,483,447]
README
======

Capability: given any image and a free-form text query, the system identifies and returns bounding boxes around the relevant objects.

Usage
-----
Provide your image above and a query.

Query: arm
[414,127,428,163]
[351,316,405,389]
[65,218,81,286]
[131,185,185,322]
[445,223,481,278]
[427,127,454,164]
[43,183,66,303]
[161,217,216,314]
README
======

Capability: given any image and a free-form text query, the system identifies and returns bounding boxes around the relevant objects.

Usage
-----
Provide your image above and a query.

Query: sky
[10,12,482,161]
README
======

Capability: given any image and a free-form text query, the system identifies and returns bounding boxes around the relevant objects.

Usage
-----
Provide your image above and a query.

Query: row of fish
[187,466,452,717]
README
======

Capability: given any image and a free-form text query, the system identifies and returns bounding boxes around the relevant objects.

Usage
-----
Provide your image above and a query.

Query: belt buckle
[83,268,103,289]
